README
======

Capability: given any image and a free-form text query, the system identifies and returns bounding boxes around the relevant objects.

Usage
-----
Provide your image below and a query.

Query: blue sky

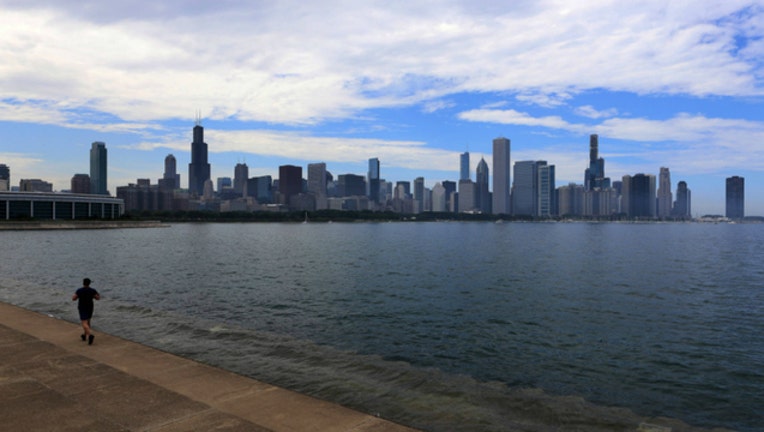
[1,1,763,216]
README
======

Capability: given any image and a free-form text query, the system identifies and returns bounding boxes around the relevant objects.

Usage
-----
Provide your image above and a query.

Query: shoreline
[0,301,416,432]
[0,220,169,230]
[0,301,738,432]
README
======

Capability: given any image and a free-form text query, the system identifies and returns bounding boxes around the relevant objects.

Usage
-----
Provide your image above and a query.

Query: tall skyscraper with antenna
[188,115,210,197]
[584,134,610,190]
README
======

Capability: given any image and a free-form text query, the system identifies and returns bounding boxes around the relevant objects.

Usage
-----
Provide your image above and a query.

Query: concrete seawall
[0,220,168,230]
[0,302,417,431]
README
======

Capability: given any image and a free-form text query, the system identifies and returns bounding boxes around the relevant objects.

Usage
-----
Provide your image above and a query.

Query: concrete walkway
[0,302,417,432]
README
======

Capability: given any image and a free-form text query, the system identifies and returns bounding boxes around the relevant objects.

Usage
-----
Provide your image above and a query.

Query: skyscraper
[279,165,303,206]
[460,152,470,181]
[475,158,490,213]
[458,179,476,213]
[512,161,537,217]
[0,164,9,191]
[657,167,672,218]
[726,176,744,219]
[248,175,272,203]
[160,154,180,190]
[395,181,411,199]
[492,137,510,214]
[368,157,380,204]
[431,183,447,212]
[217,177,232,193]
[558,183,585,216]
[234,163,249,196]
[308,162,328,210]
[537,162,555,217]
[673,181,691,218]
[441,180,456,212]
[622,174,656,218]
[90,141,108,195]
[584,134,610,190]
[71,174,90,194]
[188,121,211,197]
[413,176,425,213]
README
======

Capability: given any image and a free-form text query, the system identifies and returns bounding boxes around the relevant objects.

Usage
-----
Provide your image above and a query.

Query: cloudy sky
[1,0,763,216]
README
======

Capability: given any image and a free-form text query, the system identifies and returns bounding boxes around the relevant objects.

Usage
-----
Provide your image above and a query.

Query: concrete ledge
[0,302,417,432]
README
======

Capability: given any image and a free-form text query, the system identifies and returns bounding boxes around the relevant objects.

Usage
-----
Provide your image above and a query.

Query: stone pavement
[0,302,418,432]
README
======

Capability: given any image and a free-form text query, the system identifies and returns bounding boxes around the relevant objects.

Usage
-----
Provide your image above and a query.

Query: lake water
[1,222,762,431]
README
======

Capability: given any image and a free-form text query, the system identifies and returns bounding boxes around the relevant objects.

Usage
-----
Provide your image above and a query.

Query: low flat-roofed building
[0,191,123,220]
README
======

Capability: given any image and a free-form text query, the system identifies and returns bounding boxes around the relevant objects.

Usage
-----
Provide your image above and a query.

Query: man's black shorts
[79,308,93,321]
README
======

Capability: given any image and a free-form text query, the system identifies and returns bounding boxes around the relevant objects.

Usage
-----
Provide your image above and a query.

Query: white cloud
[458,107,764,175]
[516,92,573,108]
[575,105,618,119]
[458,109,581,131]
[125,129,460,173]
[421,99,456,113]
[0,152,44,172]
[0,1,761,126]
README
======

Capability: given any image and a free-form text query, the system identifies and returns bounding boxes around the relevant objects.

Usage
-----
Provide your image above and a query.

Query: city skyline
[1,2,763,216]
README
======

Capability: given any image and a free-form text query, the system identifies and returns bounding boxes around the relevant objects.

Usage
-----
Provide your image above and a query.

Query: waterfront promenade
[0,302,416,432]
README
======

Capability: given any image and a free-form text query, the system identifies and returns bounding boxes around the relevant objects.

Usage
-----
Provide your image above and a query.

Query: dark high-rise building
[188,121,211,197]
[622,173,656,218]
[90,141,108,195]
[367,157,380,204]
[159,154,180,191]
[584,134,610,191]
[234,163,249,196]
[71,174,91,194]
[673,181,691,218]
[512,161,538,216]
[0,164,9,191]
[413,177,425,212]
[278,165,302,205]
[338,174,366,197]
[726,176,744,219]
[442,180,456,212]
[460,152,470,181]
[476,158,490,213]
[247,175,273,203]
[492,137,511,214]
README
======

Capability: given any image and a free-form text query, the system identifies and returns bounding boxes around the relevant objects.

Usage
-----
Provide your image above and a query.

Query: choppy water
[1,222,762,431]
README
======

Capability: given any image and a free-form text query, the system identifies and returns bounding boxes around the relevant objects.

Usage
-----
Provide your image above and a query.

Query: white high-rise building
[657,167,672,218]
[308,162,328,210]
[458,179,476,213]
[431,183,446,212]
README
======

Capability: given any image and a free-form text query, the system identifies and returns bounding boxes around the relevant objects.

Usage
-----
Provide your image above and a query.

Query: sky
[1,0,763,216]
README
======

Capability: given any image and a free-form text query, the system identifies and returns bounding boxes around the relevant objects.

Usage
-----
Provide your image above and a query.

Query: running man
[72,278,100,345]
